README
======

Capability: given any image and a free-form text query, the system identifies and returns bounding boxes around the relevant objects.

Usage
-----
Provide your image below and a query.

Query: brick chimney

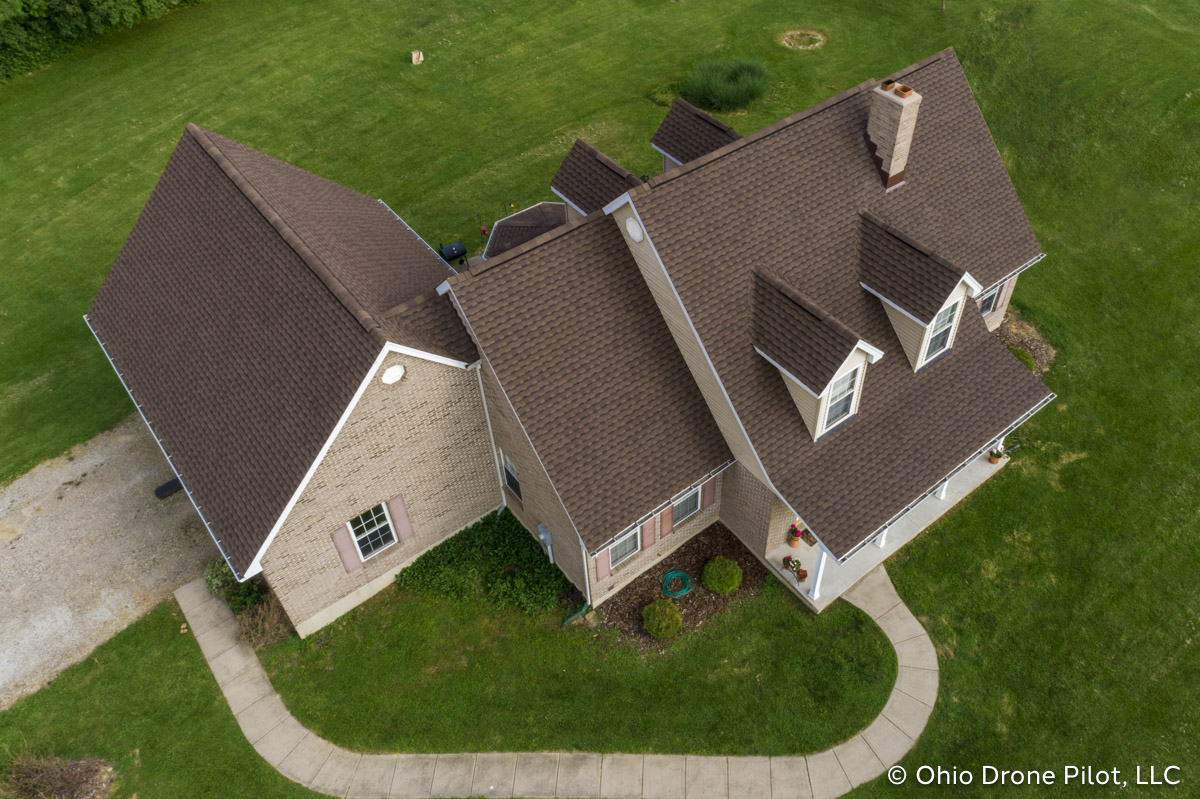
[866,80,922,188]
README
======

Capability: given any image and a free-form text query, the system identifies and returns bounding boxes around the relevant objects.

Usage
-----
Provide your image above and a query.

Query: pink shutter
[640,518,656,549]
[660,505,674,536]
[387,494,414,541]
[595,549,610,580]
[700,478,716,510]
[331,524,363,574]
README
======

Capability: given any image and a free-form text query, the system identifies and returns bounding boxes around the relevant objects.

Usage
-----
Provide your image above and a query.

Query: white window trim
[820,366,861,435]
[608,526,641,569]
[350,502,397,562]
[672,486,702,525]
[921,300,962,365]
[500,449,521,499]
[979,285,1000,315]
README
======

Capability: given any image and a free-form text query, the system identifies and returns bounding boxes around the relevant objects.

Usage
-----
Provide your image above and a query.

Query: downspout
[474,362,506,510]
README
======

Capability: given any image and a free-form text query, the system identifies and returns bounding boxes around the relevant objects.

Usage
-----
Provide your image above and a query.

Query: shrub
[642,598,683,639]
[203,558,266,613]
[1,753,113,799]
[396,509,571,613]
[1009,345,1036,371]
[237,591,293,650]
[702,556,743,594]
[682,58,768,112]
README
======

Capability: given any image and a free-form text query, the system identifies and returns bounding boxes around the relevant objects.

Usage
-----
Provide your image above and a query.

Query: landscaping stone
[472,753,517,798]
[556,753,601,798]
[727,756,770,798]
[641,755,685,799]
[512,753,559,799]
[391,754,438,798]
[431,754,476,798]
[310,747,362,796]
[349,754,399,799]
[278,730,334,786]
[684,756,727,799]
[599,753,642,799]
[831,735,885,787]
[768,757,811,799]
[805,751,851,799]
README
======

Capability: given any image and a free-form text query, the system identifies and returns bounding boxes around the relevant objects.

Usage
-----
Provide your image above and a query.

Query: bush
[202,559,266,613]
[682,58,768,112]
[396,509,571,613]
[0,0,198,81]
[237,592,293,650]
[1009,345,1036,371]
[1,753,113,799]
[702,556,743,594]
[642,598,683,639]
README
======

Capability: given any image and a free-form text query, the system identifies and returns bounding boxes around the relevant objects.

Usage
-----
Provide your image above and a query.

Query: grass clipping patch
[1,753,114,799]
[682,58,768,112]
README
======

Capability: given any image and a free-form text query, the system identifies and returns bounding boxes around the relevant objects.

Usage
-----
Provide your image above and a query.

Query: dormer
[751,271,884,441]
[650,98,741,172]
[550,139,643,221]
[858,210,982,371]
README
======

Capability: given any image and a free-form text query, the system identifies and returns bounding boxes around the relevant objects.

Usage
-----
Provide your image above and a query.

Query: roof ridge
[674,98,740,137]
[755,269,861,343]
[185,124,389,345]
[641,49,951,196]
[859,208,965,276]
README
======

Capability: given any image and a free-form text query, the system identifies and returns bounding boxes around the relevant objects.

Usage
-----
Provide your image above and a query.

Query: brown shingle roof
[483,202,567,259]
[630,49,1052,557]
[88,125,465,577]
[651,98,741,165]
[857,209,972,325]
[549,139,643,215]
[451,216,732,552]
[751,270,864,394]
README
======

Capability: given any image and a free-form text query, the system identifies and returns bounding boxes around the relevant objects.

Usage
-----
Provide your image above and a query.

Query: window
[925,301,960,361]
[609,527,640,568]
[349,503,396,560]
[979,286,999,315]
[824,368,859,431]
[501,450,521,500]
[673,487,701,525]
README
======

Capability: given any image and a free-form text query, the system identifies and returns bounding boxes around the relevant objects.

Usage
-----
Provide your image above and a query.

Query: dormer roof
[751,270,878,396]
[650,98,741,165]
[857,209,982,325]
[550,139,643,215]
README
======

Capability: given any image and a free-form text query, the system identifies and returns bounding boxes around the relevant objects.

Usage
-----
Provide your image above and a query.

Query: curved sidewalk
[175,566,937,799]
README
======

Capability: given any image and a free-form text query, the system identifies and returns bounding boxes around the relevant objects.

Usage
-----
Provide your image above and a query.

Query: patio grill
[438,240,466,265]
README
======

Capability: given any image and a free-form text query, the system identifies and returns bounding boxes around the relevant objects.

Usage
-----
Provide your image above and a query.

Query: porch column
[875,527,888,548]
[997,435,1006,453]
[936,481,949,500]
[808,550,828,601]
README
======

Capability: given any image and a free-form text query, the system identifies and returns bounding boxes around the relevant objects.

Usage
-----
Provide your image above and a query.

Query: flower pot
[989,453,1001,464]
[788,536,800,548]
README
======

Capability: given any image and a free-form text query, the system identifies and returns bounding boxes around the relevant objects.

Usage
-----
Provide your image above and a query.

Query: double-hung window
[673,487,701,525]
[925,301,960,361]
[501,450,522,500]
[824,368,859,431]
[609,526,640,568]
[979,286,999,315]
[349,503,396,560]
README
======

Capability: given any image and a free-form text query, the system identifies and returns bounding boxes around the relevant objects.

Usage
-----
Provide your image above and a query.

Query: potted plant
[989,449,1003,464]
[787,523,802,548]
[782,555,808,582]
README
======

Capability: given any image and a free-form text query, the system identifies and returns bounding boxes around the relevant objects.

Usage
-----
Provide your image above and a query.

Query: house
[87,49,1053,637]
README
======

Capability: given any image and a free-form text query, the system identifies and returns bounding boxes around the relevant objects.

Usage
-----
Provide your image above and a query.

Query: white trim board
[244,341,470,578]
[981,253,1046,295]
[376,198,458,275]
[549,186,588,219]
[860,274,983,327]
[650,143,684,169]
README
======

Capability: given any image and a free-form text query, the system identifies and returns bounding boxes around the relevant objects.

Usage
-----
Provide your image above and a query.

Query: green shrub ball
[682,58,769,112]
[702,556,743,594]
[642,598,683,639]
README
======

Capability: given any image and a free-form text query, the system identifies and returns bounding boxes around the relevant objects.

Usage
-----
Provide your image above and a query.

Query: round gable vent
[624,216,645,243]
[381,365,406,384]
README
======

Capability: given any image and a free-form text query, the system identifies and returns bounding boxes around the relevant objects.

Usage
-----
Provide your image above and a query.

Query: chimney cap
[880,79,896,92]
[895,84,914,98]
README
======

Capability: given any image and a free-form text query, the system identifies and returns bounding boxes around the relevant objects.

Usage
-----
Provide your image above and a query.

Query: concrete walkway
[175,566,937,799]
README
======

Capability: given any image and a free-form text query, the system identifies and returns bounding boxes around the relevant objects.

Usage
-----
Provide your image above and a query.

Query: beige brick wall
[477,358,590,595]
[262,350,500,635]
[587,471,724,607]
[718,461,774,554]
[981,275,1018,332]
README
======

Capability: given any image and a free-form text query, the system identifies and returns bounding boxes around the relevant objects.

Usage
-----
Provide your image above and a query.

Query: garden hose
[661,568,692,598]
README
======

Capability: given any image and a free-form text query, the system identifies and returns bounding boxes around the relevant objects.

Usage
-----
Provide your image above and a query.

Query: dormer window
[824,368,859,432]
[924,301,960,361]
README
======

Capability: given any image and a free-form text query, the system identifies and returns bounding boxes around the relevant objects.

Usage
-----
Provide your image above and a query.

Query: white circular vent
[381,365,406,385]
[624,216,645,243]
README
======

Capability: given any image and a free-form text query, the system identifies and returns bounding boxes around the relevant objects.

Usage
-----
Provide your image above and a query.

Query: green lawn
[260,520,894,756]
[2,0,1199,795]
[0,604,318,798]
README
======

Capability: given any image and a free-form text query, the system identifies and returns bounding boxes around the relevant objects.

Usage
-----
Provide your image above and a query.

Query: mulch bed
[596,522,768,649]
[994,307,1056,376]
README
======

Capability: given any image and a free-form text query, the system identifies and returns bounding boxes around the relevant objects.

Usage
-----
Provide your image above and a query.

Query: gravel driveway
[0,415,217,709]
